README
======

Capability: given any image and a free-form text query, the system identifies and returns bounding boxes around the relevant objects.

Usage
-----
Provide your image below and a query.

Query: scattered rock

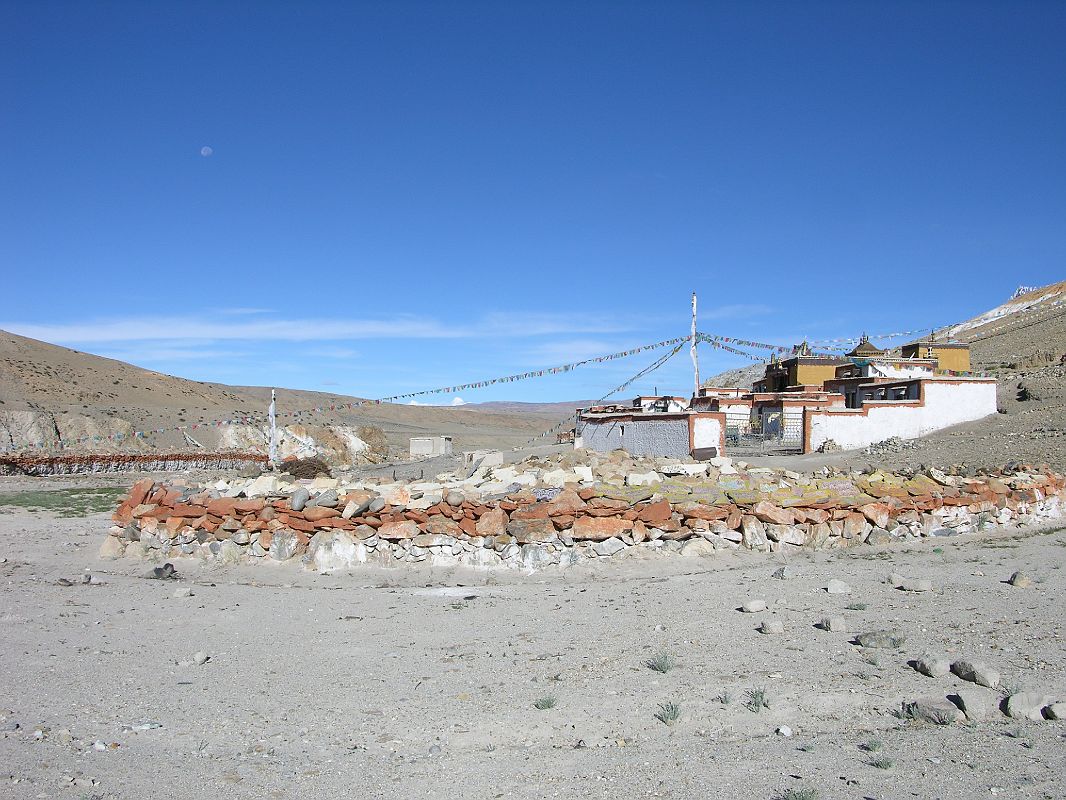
[776,725,793,737]
[826,579,852,595]
[741,599,768,613]
[172,587,194,599]
[903,698,965,725]
[1005,692,1057,721]
[771,565,793,580]
[855,630,905,649]
[914,656,951,678]
[818,615,846,633]
[192,651,210,666]
[1045,702,1066,721]
[949,689,994,722]
[1008,571,1032,588]
[950,660,1000,689]
[899,578,933,592]
[758,620,784,635]
[97,536,124,559]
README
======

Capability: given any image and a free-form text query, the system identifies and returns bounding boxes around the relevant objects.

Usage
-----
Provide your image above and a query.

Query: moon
[200,146,213,157]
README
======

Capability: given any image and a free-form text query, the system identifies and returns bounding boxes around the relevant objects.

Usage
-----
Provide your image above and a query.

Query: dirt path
[1,497,1064,799]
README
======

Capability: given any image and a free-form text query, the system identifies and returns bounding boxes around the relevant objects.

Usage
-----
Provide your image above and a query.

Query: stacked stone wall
[102,467,1066,572]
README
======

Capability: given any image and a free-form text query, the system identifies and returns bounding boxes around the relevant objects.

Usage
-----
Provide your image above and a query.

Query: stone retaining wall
[1,452,267,477]
[102,467,1066,572]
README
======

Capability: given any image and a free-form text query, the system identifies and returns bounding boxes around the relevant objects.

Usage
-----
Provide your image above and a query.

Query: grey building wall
[577,416,690,458]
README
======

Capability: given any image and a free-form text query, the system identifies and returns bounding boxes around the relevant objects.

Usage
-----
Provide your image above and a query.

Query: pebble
[771,566,793,580]
[758,620,784,635]
[192,651,210,666]
[446,491,464,506]
[0,720,19,731]
[429,744,442,755]
[950,660,1000,689]
[741,599,768,613]
[173,587,194,599]
[776,725,793,737]
[826,579,851,594]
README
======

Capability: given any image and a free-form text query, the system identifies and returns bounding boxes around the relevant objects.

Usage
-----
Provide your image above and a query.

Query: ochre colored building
[900,340,971,373]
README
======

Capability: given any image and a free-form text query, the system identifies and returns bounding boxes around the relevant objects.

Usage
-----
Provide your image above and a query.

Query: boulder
[914,656,951,678]
[950,660,1000,689]
[752,501,793,526]
[948,689,994,722]
[98,536,125,559]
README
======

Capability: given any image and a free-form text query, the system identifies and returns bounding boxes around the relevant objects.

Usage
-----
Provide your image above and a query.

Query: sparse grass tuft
[845,602,868,611]
[860,739,883,752]
[716,690,733,705]
[773,788,818,800]
[645,653,675,674]
[654,701,681,726]
[533,695,557,710]
[868,756,894,769]
[744,687,769,713]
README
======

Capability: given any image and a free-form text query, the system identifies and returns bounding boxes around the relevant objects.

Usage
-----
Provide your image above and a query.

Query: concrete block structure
[410,436,453,457]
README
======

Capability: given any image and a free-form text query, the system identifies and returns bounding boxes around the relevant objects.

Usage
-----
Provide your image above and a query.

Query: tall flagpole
[268,389,278,468]
[690,292,700,397]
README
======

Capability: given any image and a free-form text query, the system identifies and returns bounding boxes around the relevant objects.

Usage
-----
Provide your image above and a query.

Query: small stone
[172,587,194,599]
[446,491,464,506]
[776,725,793,737]
[819,615,846,633]
[1005,692,1056,721]
[429,744,442,755]
[950,660,1000,689]
[914,656,951,678]
[855,630,905,649]
[771,566,793,580]
[192,651,210,666]
[887,572,905,587]
[1008,571,1032,588]
[741,599,768,613]
[826,579,851,595]
[758,620,784,635]
[368,497,387,513]
[290,487,310,512]
[949,689,994,722]
[900,578,933,592]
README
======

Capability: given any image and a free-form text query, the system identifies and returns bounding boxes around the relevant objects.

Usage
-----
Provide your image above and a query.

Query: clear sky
[3,1,1064,405]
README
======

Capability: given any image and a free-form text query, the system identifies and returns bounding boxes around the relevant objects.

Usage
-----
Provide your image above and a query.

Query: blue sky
[2,1,1064,405]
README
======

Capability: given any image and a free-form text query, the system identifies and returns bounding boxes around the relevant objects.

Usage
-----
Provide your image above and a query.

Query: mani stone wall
[0,452,267,477]
[101,467,1066,573]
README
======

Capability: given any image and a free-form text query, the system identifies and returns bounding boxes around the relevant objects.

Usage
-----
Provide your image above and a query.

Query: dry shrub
[283,456,332,479]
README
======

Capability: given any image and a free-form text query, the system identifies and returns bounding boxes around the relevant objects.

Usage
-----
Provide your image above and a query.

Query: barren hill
[0,331,569,457]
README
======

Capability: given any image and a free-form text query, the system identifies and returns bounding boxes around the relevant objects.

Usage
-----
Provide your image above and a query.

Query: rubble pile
[102,450,1066,572]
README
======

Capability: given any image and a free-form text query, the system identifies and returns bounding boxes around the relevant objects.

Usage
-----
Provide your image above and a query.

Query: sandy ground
[1,482,1065,799]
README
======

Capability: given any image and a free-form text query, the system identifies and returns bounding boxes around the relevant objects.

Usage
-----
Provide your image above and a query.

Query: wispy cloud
[94,345,249,363]
[2,311,631,346]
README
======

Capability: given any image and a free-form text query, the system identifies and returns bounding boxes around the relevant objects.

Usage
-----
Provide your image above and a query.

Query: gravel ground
[1,498,1064,799]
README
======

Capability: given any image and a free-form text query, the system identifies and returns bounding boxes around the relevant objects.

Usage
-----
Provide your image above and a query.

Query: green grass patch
[0,488,127,517]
